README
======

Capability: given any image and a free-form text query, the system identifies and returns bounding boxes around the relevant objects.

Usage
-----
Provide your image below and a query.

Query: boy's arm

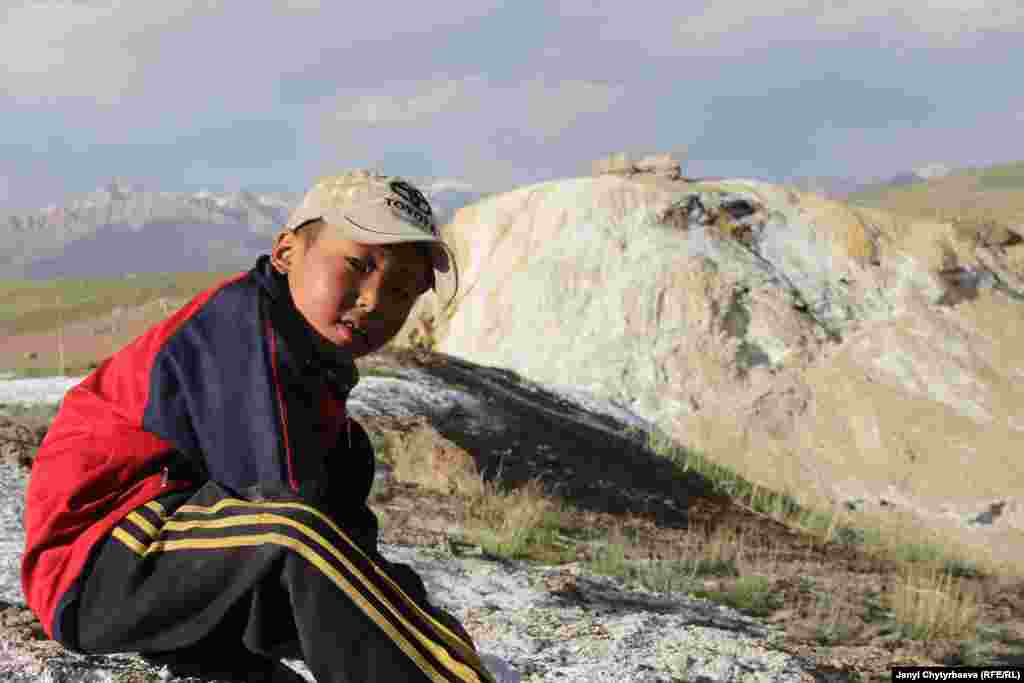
[324,421,434,601]
[327,419,477,648]
[344,501,380,556]
[324,418,379,554]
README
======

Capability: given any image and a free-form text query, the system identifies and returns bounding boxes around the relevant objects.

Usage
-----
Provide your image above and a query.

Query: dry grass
[384,418,485,499]
[890,563,981,641]
[426,452,987,656]
[0,272,229,337]
[578,510,1006,674]
[460,477,569,561]
[368,417,573,561]
[1,273,235,377]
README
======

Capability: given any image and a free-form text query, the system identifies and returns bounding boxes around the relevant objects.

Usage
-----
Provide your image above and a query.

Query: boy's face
[271,223,432,359]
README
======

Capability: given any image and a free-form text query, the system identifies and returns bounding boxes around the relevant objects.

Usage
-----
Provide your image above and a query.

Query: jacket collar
[251,254,359,402]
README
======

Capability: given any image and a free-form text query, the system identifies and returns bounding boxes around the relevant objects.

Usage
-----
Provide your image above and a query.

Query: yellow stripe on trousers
[156,513,486,683]
[125,511,159,538]
[144,500,167,519]
[170,498,481,669]
[112,527,148,556]
[113,501,493,683]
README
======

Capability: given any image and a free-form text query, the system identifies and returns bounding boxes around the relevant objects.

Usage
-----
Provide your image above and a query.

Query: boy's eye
[347,257,369,274]
[388,283,414,299]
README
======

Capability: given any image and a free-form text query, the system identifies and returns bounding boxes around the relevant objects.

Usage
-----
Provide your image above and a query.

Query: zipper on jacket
[161,466,169,488]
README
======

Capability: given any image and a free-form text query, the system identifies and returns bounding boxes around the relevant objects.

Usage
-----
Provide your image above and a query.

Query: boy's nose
[355,284,381,312]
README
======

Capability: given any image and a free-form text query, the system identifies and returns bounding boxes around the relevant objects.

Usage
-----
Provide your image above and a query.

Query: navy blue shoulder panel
[338,418,375,504]
[142,271,287,494]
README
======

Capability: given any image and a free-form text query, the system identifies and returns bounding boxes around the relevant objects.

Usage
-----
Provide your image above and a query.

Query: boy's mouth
[340,319,369,343]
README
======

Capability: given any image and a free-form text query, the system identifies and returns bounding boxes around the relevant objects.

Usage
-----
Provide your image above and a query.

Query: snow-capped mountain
[912,163,952,180]
[1,178,484,279]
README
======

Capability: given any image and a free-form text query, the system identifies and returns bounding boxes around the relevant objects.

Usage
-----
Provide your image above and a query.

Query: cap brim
[328,212,451,274]
[285,201,458,305]
[287,204,451,274]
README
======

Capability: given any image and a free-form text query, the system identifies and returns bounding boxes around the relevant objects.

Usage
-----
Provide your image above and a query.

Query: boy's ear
[271,230,297,274]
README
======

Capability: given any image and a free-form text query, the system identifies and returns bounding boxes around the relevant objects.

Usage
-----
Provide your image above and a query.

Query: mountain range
[1,161,1005,280]
[0,178,485,280]
[845,160,1024,226]
[783,162,954,199]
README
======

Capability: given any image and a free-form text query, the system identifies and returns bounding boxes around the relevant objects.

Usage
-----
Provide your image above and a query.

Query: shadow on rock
[361,349,719,533]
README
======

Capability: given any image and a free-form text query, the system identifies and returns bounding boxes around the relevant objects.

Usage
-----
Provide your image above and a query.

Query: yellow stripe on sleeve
[145,500,168,519]
[125,511,160,539]
[111,527,148,557]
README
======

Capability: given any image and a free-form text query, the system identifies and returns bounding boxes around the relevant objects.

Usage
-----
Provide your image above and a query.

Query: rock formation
[591,152,684,181]
[400,173,1024,568]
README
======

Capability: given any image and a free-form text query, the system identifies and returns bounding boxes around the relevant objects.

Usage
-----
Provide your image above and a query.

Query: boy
[22,171,495,683]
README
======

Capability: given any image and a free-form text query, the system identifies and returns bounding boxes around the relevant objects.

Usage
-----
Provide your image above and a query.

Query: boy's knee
[235,482,378,553]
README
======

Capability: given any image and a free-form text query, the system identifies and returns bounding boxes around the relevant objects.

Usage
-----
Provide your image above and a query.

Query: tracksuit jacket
[21,254,380,645]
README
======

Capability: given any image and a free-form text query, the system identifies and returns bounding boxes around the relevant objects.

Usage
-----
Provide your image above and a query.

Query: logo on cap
[386,180,436,234]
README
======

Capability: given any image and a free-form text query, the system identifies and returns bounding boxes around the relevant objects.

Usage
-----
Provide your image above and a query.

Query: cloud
[313,75,629,190]
[332,79,467,125]
[0,1,223,103]
[267,0,502,28]
[519,79,626,138]
[328,76,625,139]
[273,0,323,9]
[555,0,1024,54]
[0,1,505,105]
[678,1,1024,48]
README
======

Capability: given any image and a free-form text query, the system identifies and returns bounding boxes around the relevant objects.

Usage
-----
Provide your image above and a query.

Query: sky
[2,0,1023,212]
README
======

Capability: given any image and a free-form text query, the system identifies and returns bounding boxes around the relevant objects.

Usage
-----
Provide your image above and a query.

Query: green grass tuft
[474,520,577,564]
[891,542,945,566]
[645,429,805,519]
[693,575,783,618]
[589,541,635,580]
[943,558,984,579]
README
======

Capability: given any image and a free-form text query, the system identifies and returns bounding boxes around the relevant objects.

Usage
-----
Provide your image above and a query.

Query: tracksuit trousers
[60,480,494,683]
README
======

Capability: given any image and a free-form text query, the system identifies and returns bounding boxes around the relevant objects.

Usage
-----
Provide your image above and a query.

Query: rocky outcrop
[591,152,684,181]
[401,174,1024,568]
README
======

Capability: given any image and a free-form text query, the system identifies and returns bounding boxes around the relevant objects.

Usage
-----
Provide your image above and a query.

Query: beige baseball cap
[284,170,457,303]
